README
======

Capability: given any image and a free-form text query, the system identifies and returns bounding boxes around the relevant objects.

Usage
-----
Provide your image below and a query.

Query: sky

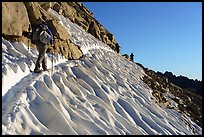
[82,2,202,81]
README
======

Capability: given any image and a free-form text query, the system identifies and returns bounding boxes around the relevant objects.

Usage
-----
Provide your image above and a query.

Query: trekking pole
[28,24,31,55]
[51,45,54,74]
[28,24,32,71]
[50,33,54,75]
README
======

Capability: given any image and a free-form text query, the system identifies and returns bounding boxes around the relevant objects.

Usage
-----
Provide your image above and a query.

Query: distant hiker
[32,21,54,73]
[115,43,120,53]
[130,53,134,62]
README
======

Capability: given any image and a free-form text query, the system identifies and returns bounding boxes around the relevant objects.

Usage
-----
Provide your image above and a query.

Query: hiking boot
[43,68,49,71]
[34,69,42,73]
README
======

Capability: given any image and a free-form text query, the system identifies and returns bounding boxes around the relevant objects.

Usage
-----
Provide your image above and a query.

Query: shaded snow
[2,9,202,135]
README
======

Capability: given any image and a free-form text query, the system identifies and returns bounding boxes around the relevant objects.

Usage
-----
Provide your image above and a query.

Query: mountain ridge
[136,63,202,127]
[2,2,202,135]
[159,71,202,96]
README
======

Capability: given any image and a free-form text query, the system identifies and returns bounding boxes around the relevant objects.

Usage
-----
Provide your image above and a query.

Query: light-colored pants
[34,42,48,71]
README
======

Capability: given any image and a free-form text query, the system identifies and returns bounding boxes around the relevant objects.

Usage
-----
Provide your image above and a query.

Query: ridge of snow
[48,8,114,55]
[2,8,202,135]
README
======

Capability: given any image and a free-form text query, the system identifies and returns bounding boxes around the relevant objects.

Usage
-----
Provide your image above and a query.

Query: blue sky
[82,2,202,81]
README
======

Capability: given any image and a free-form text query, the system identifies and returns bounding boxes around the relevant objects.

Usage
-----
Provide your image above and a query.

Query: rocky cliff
[2,2,120,60]
[161,71,202,96]
[136,63,202,128]
[52,2,120,53]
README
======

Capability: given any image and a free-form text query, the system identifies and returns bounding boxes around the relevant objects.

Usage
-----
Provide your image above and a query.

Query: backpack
[32,25,52,44]
[39,30,52,44]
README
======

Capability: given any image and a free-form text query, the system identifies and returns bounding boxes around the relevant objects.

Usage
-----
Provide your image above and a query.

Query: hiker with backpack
[130,53,134,62]
[32,21,54,73]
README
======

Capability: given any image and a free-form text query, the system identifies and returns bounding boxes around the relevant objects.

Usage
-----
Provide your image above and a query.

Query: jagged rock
[47,19,70,41]
[107,43,116,51]
[2,2,30,36]
[107,33,116,44]
[122,54,129,59]
[53,3,63,15]
[2,1,120,59]
[88,20,101,40]
[75,17,89,31]
[142,66,202,127]
[24,2,42,26]
[51,39,82,60]
[80,4,94,17]
[122,53,134,61]
[52,2,120,53]
[24,2,56,26]
[99,25,107,34]
[100,34,108,44]
[68,41,83,60]
[3,2,82,60]
[38,2,56,11]
[57,2,77,22]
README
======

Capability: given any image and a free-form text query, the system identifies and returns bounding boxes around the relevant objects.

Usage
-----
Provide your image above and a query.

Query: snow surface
[2,9,202,135]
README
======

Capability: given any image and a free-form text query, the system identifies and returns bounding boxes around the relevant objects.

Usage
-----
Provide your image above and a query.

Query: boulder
[107,33,116,44]
[24,2,56,27]
[100,34,109,44]
[122,54,129,59]
[59,2,77,22]
[88,20,101,40]
[38,2,56,11]
[47,19,70,41]
[52,2,120,52]
[51,39,82,60]
[80,3,94,17]
[2,2,30,36]
[52,3,63,15]
[24,2,42,26]
[68,41,83,60]
[99,25,107,34]
[2,1,120,59]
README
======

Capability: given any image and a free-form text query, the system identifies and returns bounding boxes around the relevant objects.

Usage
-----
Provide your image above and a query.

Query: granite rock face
[2,2,121,59]
[2,2,121,60]
[51,39,82,60]
[2,2,30,36]
[138,63,202,128]
[2,2,83,60]
[52,2,121,53]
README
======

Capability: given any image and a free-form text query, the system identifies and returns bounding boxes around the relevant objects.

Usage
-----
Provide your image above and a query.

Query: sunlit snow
[2,9,202,135]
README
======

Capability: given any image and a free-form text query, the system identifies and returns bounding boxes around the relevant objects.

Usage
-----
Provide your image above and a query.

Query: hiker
[32,21,54,73]
[115,43,120,53]
[130,53,134,62]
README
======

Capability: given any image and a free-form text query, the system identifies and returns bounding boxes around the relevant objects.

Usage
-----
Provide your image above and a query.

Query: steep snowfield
[2,9,202,135]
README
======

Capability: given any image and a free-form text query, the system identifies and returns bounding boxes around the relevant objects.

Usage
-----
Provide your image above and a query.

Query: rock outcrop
[161,71,202,96]
[122,53,134,62]
[137,63,202,128]
[2,2,30,36]
[47,19,70,41]
[2,2,82,60]
[2,2,120,60]
[50,39,82,59]
[23,2,42,26]
[52,2,121,53]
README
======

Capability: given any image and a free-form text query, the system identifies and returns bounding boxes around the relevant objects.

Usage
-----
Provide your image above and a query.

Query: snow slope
[2,9,202,135]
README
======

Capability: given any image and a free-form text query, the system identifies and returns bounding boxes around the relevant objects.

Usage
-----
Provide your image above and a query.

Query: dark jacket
[32,25,54,45]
